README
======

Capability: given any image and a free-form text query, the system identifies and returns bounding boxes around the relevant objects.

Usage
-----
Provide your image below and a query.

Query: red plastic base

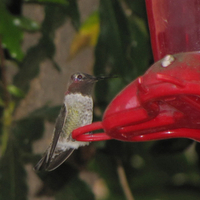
[73,52,200,143]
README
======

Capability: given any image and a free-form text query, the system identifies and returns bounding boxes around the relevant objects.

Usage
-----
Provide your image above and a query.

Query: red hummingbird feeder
[72,0,200,143]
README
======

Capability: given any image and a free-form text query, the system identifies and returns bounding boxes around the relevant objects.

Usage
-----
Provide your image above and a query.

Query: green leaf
[94,0,134,110]
[69,12,99,58]
[94,0,133,77]
[0,141,27,200]
[106,77,127,102]
[13,41,48,92]
[66,0,80,31]
[0,98,4,106]
[94,0,152,112]
[124,0,147,18]
[82,11,99,30]
[52,60,61,72]
[0,4,24,61]
[13,16,40,31]
[13,4,71,92]
[7,85,25,98]
[1,102,15,156]
[129,15,151,74]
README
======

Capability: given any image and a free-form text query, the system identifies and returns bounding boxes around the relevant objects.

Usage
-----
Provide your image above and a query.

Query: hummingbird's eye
[77,74,83,80]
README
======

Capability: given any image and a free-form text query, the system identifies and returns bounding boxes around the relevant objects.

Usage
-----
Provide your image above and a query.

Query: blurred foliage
[69,11,99,59]
[0,0,200,200]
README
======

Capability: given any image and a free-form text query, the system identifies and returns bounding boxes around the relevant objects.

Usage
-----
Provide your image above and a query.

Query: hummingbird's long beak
[95,75,118,81]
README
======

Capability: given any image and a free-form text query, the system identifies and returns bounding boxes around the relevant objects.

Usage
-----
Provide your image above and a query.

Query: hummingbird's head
[71,73,99,83]
[67,72,100,95]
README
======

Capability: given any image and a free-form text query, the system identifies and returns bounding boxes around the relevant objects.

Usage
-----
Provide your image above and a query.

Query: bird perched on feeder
[34,72,106,171]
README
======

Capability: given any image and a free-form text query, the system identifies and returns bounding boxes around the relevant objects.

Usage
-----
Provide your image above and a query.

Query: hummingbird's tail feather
[34,154,49,171]
[34,148,74,171]
[45,148,74,171]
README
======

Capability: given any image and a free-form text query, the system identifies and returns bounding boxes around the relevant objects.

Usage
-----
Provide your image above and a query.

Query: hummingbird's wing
[34,104,74,171]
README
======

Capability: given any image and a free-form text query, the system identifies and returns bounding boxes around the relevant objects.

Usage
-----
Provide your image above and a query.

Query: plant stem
[117,159,135,200]
[0,36,13,156]
[0,36,10,107]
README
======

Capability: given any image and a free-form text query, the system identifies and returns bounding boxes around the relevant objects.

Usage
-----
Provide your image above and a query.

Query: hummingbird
[34,72,106,171]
